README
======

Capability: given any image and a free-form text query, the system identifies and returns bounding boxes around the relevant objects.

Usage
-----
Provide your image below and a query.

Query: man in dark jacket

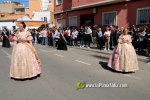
[146,30,150,63]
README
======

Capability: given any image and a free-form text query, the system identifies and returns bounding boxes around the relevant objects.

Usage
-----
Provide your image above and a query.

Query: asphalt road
[0,43,150,100]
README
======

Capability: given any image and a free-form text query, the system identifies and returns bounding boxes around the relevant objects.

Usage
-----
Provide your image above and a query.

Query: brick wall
[72,0,105,7]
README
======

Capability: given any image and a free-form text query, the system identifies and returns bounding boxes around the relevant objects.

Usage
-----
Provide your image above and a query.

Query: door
[80,14,94,27]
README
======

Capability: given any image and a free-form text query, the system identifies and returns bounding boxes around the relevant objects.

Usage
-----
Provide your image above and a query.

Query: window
[49,0,52,3]
[20,9,25,12]
[41,17,44,21]
[137,7,150,25]
[102,11,117,26]
[1,15,5,18]
[58,19,66,28]
[44,17,47,22]
[69,16,77,27]
[2,26,7,29]
[56,0,62,5]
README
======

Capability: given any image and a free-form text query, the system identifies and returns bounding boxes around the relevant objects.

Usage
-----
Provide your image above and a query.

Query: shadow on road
[99,61,136,74]
[10,74,41,81]
[99,61,121,73]
[91,55,109,60]
[146,57,150,63]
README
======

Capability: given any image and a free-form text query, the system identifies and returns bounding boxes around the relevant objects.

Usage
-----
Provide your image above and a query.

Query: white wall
[15,26,39,30]
[0,21,16,30]
[17,16,32,21]
[26,26,39,29]
[32,11,50,23]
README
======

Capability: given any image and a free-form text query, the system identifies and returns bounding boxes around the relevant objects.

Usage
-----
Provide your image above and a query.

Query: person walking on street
[1,28,11,48]
[110,25,115,48]
[10,22,41,79]
[92,25,97,47]
[85,26,92,48]
[108,28,138,73]
[54,28,60,47]
[104,27,111,50]
[97,28,103,50]
[65,27,71,45]
[137,28,147,54]
[41,28,48,45]
[146,30,150,57]
[72,28,78,46]
[79,26,85,47]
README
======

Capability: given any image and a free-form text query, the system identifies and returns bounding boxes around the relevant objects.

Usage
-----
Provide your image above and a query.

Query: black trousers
[85,34,92,47]
[138,41,144,53]
[66,36,71,45]
[98,37,103,50]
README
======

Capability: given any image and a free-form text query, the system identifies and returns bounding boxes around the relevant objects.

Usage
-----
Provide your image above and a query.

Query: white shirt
[104,31,111,37]
[86,28,92,35]
[72,31,78,39]
[54,30,60,38]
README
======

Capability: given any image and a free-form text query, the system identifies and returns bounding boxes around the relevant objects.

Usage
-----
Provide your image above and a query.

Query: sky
[0,0,29,7]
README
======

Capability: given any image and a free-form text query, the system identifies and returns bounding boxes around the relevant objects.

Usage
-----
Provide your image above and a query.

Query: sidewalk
[68,46,150,63]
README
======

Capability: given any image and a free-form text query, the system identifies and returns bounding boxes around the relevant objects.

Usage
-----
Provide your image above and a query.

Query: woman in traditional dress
[10,22,41,79]
[108,28,138,72]
[57,32,67,51]
[1,28,11,48]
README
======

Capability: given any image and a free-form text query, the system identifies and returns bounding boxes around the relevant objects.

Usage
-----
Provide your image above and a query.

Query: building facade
[29,0,54,25]
[32,11,50,23]
[0,1,25,14]
[41,0,52,11]
[0,14,46,29]
[25,7,29,16]
[54,0,150,28]
[29,0,41,18]
[0,14,25,29]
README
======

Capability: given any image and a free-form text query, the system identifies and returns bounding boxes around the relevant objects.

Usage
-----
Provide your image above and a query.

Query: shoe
[108,49,110,51]
[80,46,82,47]
[87,47,90,49]
[104,48,106,50]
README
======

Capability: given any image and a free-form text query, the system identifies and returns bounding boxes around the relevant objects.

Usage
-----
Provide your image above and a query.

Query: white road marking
[1,49,11,56]
[75,60,91,66]
[122,74,141,80]
[40,49,57,52]
[1,49,11,59]
[54,54,64,57]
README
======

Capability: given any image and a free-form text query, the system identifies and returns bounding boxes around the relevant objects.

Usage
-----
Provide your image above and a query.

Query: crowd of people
[25,25,150,56]
[0,24,150,56]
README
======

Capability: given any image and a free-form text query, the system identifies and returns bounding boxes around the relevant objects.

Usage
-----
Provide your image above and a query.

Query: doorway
[80,14,94,27]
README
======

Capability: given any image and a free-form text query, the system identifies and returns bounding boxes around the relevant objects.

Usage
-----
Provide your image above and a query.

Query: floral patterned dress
[108,34,138,72]
[10,31,41,79]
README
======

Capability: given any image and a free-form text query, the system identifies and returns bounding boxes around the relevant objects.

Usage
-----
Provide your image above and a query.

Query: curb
[68,46,150,63]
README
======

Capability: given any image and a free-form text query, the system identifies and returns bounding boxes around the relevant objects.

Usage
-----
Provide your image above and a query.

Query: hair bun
[20,22,26,29]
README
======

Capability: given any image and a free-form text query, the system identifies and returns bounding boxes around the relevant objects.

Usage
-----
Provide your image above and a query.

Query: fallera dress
[108,34,138,72]
[10,31,41,79]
